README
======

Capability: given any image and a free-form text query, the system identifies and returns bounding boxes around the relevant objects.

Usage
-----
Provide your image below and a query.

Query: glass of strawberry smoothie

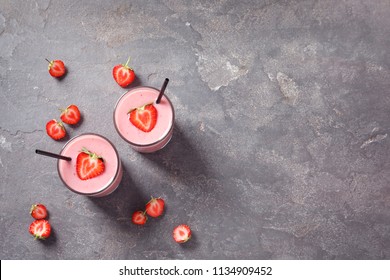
[113,86,175,153]
[57,133,123,197]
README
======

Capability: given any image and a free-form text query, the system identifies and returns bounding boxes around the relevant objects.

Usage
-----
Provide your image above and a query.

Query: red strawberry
[113,57,136,87]
[30,204,48,220]
[173,224,191,243]
[132,210,147,225]
[46,59,66,78]
[129,103,158,132]
[60,104,81,125]
[76,148,105,180]
[145,197,165,218]
[29,219,51,239]
[46,119,66,140]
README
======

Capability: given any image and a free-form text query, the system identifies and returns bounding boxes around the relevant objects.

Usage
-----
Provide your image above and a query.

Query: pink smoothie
[114,86,175,153]
[57,133,123,197]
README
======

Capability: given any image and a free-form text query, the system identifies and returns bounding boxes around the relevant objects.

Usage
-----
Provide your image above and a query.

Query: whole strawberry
[30,204,48,220]
[46,59,66,78]
[113,57,136,87]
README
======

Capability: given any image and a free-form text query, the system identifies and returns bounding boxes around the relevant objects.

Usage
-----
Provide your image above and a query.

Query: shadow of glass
[87,162,150,229]
[142,123,215,182]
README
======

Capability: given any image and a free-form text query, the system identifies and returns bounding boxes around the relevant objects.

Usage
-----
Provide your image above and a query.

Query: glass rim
[113,86,175,147]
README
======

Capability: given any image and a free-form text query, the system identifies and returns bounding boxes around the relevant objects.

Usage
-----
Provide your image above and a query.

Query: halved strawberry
[29,219,51,239]
[129,103,158,132]
[46,59,66,78]
[113,57,136,87]
[145,197,165,218]
[173,224,191,243]
[30,204,48,220]
[46,119,66,140]
[60,104,81,125]
[132,210,147,225]
[76,148,105,180]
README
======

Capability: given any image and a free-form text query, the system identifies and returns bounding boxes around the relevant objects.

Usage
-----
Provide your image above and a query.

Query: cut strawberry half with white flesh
[30,204,48,220]
[76,148,105,180]
[173,224,191,243]
[132,211,147,225]
[128,103,158,132]
[112,57,136,87]
[145,197,165,218]
[29,219,51,240]
[60,104,81,125]
[46,119,66,140]
[47,59,66,78]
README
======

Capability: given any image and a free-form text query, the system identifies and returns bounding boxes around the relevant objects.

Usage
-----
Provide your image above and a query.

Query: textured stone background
[0,0,389,259]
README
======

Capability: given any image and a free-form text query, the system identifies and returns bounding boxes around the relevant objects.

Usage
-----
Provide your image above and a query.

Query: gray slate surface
[0,0,389,259]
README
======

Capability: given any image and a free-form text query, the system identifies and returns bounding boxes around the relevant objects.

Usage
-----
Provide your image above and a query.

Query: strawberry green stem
[127,102,154,113]
[124,56,131,67]
[81,147,90,154]
[81,147,103,160]
[146,197,153,205]
[45,58,52,64]
[59,105,69,112]
[146,196,158,205]
[30,204,37,215]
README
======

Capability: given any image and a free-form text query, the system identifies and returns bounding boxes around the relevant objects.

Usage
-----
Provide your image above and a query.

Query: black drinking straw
[35,149,72,161]
[156,78,169,104]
